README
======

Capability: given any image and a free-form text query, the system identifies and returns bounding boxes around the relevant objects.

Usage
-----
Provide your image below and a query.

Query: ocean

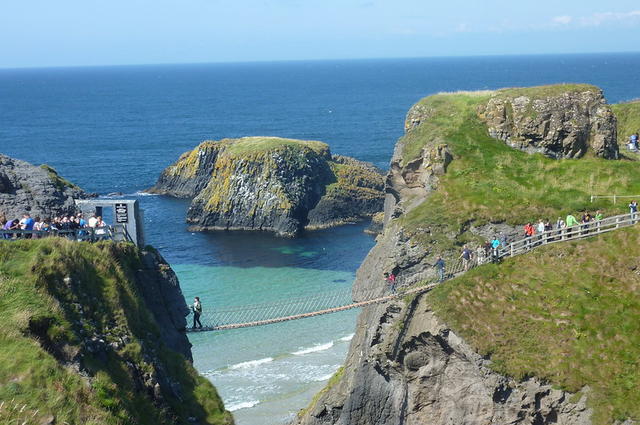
[2,53,640,424]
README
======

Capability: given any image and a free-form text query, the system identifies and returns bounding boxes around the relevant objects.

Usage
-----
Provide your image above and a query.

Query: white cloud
[550,10,640,28]
[579,10,640,26]
[552,15,572,25]
[455,23,470,33]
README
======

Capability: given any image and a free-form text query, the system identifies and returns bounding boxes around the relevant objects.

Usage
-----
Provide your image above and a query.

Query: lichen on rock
[478,84,619,159]
[149,137,385,236]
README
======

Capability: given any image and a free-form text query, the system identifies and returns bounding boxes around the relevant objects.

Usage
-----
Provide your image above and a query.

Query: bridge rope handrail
[185,212,638,332]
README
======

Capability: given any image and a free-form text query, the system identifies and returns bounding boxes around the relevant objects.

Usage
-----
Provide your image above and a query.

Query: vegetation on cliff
[429,226,640,424]
[151,137,384,235]
[0,239,231,425]
[611,100,640,148]
[398,88,640,252]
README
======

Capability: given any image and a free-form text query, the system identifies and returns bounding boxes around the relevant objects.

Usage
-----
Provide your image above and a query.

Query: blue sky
[2,0,639,68]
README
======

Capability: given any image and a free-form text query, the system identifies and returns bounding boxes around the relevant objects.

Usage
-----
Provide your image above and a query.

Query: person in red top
[524,222,535,248]
[385,272,397,294]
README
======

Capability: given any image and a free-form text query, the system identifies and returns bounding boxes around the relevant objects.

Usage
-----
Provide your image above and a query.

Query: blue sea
[2,53,640,424]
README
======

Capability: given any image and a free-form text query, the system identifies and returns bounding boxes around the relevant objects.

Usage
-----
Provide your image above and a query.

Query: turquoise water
[3,54,640,424]
[175,263,360,423]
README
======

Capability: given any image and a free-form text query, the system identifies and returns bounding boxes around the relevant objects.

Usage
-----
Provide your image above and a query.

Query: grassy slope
[0,239,231,425]
[428,226,640,424]
[400,89,640,252]
[611,101,640,147]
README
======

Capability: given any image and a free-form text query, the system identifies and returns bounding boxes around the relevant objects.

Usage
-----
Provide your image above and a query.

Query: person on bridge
[385,272,397,294]
[434,256,446,282]
[191,297,203,329]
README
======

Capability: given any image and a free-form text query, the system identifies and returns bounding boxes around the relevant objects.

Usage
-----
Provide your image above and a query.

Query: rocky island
[149,137,385,236]
[295,84,640,425]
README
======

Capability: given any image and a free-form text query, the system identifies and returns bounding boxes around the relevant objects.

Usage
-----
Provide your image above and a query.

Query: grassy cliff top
[209,136,330,157]
[398,90,640,252]
[611,101,640,147]
[428,225,640,424]
[494,83,601,99]
[0,239,230,425]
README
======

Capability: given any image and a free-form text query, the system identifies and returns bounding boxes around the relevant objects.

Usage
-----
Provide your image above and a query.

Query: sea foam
[227,400,260,411]
[292,342,334,356]
[229,357,274,370]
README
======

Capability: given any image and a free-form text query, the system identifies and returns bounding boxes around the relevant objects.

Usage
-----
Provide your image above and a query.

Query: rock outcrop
[477,85,618,159]
[292,85,637,425]
[0,153,85,219]
[149,137,384,236]
[297,299,590,425]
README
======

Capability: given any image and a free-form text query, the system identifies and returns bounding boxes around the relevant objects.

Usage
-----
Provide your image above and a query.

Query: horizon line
[2,50,640,72]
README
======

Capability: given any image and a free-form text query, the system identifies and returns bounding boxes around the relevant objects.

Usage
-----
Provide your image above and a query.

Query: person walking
[523,223,535,248]
[630,200,638,224]
[490,236,501,260]
[434,256,446,282]
[566,213,579,237]
[192,297,203,329]
[385,272,397,294]
[460,245,473,271]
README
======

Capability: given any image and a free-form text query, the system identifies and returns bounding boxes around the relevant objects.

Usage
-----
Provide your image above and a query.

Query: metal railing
[499,213,638,259]
[1,225,133,243]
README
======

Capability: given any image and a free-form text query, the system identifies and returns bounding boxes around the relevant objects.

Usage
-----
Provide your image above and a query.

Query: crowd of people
[1,211,109,239]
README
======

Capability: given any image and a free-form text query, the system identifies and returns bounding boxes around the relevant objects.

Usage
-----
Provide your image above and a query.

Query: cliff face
[150,137,384,236]
[295,85,640,425]
[0,239,232,425]
[0,154,86,219]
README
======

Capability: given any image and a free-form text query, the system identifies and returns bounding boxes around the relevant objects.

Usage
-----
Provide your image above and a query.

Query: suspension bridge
[186,212,639,332]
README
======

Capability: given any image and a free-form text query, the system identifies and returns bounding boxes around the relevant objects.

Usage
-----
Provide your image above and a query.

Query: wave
[339,333,354,342]
[292,342,334,356]
[133,191,159,196]
[226,400,260,412]
[229,357,274,370]
[314,373,336,382]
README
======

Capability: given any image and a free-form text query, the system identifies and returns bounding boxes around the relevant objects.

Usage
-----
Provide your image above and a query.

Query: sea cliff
[0,154,86,219]
[0,239,232,425]
[149,137,384,236]
[295,84,640,425]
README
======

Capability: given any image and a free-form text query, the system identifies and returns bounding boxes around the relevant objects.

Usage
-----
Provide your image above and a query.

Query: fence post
[510,242,514,257]
[614,195,617,204]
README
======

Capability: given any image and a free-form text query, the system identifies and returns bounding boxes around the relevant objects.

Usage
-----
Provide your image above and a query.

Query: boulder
[478,84,619,159]
[0,154,85,220]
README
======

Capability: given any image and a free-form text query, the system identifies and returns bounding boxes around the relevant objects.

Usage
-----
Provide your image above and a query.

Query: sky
[1,0,640,68]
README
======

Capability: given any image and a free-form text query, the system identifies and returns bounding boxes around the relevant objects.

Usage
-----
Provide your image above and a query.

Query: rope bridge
[187,212,639,333]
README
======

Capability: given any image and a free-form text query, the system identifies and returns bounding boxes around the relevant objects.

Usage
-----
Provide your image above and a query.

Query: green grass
[221,136,329,157]
[428,226,640,424]
[398,91,640,252]
[298,367,344,418]
[40,164,82,191]
[496,83,600,99]
[0,239,232,425]
[611,101,640,148]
